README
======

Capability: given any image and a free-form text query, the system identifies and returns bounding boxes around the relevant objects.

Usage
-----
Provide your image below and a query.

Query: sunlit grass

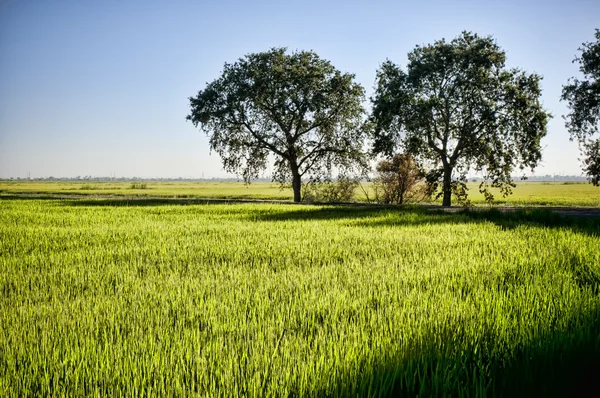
[1,198,599,396]
[462,181,599,207]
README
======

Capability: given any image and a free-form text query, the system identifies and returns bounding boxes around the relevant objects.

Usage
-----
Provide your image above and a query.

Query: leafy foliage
[561,29,600,185]
[187,48,369,201]
[302,175,358,203]
[373,154,428,204]
[371,32,551,206]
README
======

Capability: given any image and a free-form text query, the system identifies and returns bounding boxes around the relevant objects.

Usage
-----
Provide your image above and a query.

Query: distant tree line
[1,176,272,183]
[469,175,589,182]
[2,174,589,184]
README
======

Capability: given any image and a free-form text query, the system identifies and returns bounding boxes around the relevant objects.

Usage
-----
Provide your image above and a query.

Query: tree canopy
[186,48,368,202]
[561,29,600,186]
[371,32,551,206]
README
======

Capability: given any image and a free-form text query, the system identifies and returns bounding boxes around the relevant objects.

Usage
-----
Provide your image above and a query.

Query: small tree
[371,32,551,206]
[187,48,369,202]
[373,154,428,204]
[561,29,600,186]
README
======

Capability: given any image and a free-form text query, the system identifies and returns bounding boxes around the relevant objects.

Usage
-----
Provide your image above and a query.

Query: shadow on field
[2,194,598,237]
[254,206,600,238]
[313,305,600,397]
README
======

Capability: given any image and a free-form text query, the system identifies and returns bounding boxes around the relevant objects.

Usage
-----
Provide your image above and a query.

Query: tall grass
[0,199,599,396]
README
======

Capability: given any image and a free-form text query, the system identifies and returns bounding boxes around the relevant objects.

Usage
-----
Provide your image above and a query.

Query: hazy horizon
[1,0,599,179]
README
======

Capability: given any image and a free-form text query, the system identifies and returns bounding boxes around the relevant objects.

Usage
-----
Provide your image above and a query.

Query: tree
[186,48,368,202]
[373,154,427,204]
[561,29,600,186]
[371,32,551,206]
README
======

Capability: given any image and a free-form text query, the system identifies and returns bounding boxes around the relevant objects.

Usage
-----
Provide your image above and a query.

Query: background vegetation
[1,180,598,207]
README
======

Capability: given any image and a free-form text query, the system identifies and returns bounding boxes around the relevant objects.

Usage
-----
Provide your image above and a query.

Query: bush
[130,183,148,189]
[373,154,429,204]
[302,176,358,203]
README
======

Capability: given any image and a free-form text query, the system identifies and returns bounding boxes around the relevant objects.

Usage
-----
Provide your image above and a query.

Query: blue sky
[1,0,598,178]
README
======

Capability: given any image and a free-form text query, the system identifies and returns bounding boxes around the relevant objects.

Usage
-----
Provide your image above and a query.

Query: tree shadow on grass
[251,208,599,396]
[309,304,600,397]
[460,208,600,234]
[253,205,600,238]
[2,194,598,236]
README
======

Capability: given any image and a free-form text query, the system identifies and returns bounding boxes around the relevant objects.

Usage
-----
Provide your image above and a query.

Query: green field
[1,196,599,396]
[0,181,292,200]
[1,180,599,207]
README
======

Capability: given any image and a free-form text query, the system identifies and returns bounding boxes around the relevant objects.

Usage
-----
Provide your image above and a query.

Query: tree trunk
[442,165,452,207]
[291,164,302,202]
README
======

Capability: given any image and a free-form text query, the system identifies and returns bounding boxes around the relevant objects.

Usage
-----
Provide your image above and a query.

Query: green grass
[463,181,600,207]
[1,180,599,206]
[1,197,599,396]
[0,181,292,200]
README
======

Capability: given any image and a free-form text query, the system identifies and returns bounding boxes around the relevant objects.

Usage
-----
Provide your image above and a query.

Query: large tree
[371,32,551,206]
[187,48,368,202]
[561,29,600,186]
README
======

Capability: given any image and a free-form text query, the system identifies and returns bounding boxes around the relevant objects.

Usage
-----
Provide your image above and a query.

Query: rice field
[0,181,291,200]
[1,180,599,207]
[1,196,599,396]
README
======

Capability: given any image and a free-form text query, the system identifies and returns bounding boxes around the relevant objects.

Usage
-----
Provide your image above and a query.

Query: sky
[1,0,599,179]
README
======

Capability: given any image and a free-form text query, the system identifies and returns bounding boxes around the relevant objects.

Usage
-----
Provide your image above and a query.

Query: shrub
[373,154,429,204]
[302,176,358,203]
[130,183,148,189]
